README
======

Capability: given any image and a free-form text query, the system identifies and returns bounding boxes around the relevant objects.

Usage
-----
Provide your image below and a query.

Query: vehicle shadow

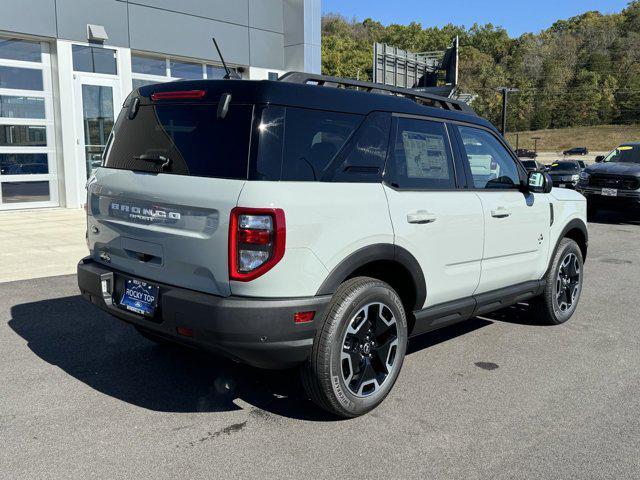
[9,295,329,421]
[588,208,640,226]
[9,295,489,420]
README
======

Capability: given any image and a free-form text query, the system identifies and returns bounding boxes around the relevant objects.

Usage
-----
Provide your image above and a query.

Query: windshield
[604,145,640,164]
[521,160,536,168]
[550,161,579,171]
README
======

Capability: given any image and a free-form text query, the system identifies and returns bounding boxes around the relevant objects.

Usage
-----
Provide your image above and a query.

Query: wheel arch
[316,244,427,314]
[546,218,588,277]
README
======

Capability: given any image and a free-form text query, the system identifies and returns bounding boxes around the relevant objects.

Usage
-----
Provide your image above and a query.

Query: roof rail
[278,72,475,115]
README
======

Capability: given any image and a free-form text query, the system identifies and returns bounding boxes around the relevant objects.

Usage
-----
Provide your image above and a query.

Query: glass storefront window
[206,65,227,79]
[132,55,166,76]
[81,85,115,177]
[0,153,49,175]
[132,78,159,90]
[170,60,202,80]
[0,95,45,119]
[1,181,50,203]
[0,66,43,91]
[72,45,117,74]
[0,38,41,63]
[0,125,47,146]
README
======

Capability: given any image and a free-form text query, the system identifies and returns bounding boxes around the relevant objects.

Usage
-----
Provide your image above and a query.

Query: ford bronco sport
[78,73,588,418]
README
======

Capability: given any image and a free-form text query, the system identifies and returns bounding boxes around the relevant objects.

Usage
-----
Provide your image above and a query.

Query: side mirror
[528,170,552,193]
[595,155,604,163]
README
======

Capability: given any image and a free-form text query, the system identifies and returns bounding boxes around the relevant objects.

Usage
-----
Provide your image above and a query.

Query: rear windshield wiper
[133,154,171,170]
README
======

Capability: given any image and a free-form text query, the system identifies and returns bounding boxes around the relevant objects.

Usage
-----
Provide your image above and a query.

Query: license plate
[558,183,566,188]
[602,188,618,197]
[119,278,159,317]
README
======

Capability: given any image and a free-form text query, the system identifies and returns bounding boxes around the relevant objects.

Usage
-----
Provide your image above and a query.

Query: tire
[301,277,408,418]
[134,325,174,346]
[531,238,584,325]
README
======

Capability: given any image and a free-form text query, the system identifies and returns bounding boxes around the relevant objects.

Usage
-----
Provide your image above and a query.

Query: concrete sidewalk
[0,208,87,283]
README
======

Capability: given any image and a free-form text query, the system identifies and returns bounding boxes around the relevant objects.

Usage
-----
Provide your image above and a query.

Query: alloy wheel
[340,302,399,397]
[555,252,581,312]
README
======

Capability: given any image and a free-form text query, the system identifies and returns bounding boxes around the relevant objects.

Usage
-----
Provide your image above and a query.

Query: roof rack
[278,72,475,115]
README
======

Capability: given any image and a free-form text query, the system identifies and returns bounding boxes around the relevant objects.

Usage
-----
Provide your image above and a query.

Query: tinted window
[104,103,252,179]
[327,112,391,182]
[132,55,166,76]
[0,95,45,119]
[457,126,521,189]
[386,118,455,189]
[171,60,203,80]
[0,153,48,174]
[280,108,362,181]
[72,45,117,74]
[0,66,43,91]
[252,106,285,180]
[1,181,50,203]
[0,125,47,146]
[0,38,41,62]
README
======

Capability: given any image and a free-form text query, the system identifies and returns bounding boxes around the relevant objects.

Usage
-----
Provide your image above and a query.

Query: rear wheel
[301,277,408,418]
[531,238,584,325]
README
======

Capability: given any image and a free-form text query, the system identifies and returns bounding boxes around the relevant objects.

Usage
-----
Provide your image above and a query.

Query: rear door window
[385,117,456,190]
[103,103,252,179]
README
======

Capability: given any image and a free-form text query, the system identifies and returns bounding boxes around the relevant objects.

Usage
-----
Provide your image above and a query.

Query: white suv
[78,73,588,418]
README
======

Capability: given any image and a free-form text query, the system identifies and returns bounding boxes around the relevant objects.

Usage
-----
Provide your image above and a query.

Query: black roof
[135,78,495,132]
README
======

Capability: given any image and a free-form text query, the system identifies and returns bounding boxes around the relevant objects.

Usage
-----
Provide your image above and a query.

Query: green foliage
[322,3,640,131]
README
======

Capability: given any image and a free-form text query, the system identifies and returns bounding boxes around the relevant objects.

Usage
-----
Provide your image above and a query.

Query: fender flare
[545,218,589,277]
[315,244,426,310]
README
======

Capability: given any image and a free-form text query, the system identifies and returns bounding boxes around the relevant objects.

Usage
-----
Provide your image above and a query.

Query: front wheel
[301,277,408,418]
[531,238,584,325]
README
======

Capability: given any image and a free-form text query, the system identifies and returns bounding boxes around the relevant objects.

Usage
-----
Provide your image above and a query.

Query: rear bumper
[77,257,330,369]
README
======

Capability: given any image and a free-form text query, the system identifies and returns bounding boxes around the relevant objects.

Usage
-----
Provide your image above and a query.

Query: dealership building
[0,0,321,210]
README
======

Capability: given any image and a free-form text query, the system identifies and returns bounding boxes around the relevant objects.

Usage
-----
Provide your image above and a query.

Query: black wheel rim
[555,252,581,312]
[340,302,399,397]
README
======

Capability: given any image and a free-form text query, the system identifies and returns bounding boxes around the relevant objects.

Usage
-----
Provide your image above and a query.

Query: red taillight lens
[229,207,285,281]
[150,90,206,101]
[294,311,315,324]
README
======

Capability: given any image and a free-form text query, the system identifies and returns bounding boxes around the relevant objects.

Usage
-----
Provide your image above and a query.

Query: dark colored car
[577,160,587,169]
[577,143,640,218]
[520,159,544,172]
[548,160,582,189]
[563,147,588,156]
[516,148,537,159]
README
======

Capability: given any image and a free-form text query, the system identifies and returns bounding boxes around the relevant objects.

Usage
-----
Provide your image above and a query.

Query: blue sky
[321,0,631,37]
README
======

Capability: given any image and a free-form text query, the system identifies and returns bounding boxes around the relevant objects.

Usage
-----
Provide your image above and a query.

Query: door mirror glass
[528,170,551,193]
[595,155,605,163]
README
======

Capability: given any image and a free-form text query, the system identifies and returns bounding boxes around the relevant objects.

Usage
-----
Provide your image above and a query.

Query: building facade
[0,0,321,210]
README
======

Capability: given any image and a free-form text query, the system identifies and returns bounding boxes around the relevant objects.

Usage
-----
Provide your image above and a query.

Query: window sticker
[402,131,449,179]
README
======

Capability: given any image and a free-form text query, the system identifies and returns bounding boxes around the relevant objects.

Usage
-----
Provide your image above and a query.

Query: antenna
[212,37,241,79]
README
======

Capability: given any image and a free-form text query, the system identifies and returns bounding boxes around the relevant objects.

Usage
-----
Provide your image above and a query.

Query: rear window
[103,103,252,179]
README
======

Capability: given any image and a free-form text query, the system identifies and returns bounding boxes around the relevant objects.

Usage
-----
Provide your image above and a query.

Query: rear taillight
[229,207,285,281]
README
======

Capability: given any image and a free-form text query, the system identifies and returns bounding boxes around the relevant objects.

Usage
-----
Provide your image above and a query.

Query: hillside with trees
[322,2,640,133]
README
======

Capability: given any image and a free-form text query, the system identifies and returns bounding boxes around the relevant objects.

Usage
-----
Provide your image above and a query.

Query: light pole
[532,136,542,154]
[497,87,519,136]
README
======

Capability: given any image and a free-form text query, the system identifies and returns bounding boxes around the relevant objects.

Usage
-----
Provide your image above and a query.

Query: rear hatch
[87,84,253,296]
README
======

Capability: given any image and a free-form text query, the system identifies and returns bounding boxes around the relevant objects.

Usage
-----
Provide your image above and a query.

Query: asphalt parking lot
[1,209,639,480]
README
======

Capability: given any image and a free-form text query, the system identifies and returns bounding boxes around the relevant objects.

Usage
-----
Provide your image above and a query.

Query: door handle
[490,207,512,218]
[407,211,437,224]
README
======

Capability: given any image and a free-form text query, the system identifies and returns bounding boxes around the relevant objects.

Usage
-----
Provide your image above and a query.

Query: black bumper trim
[77,257,331,369]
